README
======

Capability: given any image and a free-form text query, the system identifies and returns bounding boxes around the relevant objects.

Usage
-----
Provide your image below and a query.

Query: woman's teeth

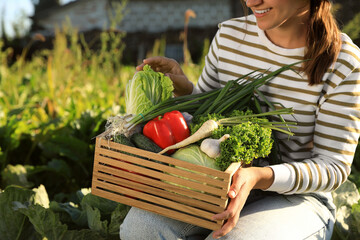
[254,8,270,14]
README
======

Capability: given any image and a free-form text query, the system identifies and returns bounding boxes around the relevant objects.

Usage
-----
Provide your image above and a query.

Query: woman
[120,0,360,239]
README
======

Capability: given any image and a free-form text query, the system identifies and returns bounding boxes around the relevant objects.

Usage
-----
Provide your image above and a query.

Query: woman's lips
[253,8,271,17]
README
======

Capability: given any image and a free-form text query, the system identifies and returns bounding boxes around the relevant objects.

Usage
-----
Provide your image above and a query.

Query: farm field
[0,26,359,239]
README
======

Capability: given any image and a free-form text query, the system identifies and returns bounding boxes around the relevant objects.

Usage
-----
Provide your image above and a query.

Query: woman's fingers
[211,195,243,239]
[212,208,241,239]
[211,193,249,239]
[211,183,248,222]
[211,168,254,238]
[135,63,146,71]
[165,73,193,96]
[228,181,240,199]
[136,57,183,75]
[135,56,192,96]
[227,168,243,198]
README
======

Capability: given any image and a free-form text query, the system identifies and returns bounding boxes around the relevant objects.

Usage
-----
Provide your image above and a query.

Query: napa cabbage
[125,65,174,115]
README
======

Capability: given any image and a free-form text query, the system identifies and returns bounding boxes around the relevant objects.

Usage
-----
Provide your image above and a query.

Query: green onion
[125,62,302,131]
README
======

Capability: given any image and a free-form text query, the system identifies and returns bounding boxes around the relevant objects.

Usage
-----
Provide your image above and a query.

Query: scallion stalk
[125,62,303,131]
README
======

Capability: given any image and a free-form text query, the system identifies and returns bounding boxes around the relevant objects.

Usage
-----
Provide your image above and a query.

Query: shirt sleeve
[266,64,360,194]
[192,27,222,95]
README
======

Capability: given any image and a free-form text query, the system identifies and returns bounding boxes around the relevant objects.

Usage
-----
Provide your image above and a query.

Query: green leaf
[85,204,109,236]
[16,203,68,239]
[342,12,360,40]
[351,202,360,235]
[47,158,72,179]
[0,186,36,240]
[1,164,34,188]
[332,180,360,239]
[125,64,174,115]
[16,203,105,240]
[40,132,90,163]
[71,110,106,140]
[332,180,360,208]
[108,204,131,235]
[80,192,129,237]
[76,188,92,202]
[62,229,105,240]
[50,201,88,227]
[81,193,119,216]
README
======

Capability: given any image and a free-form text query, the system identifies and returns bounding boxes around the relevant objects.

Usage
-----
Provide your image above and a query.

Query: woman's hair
[304,0,342,85]
[240,0,342,85]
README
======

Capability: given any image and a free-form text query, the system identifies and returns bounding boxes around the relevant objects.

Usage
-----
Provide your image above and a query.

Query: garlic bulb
[200,134,230,158]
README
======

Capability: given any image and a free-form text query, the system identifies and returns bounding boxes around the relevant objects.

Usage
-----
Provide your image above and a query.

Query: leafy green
[191,110,273,170]
[125,64,174,115]
[50,201,88,227]
[169,145,221,192]
[171,145,221,170]
[0,185,129,240]
[0,185,37,240]
[332,180,360,239]
[1,164,34,188]
[51,189,130,238]
[213,122,272,170]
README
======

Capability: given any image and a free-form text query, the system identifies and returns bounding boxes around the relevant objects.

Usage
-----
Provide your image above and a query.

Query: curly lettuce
[190,110,273,171]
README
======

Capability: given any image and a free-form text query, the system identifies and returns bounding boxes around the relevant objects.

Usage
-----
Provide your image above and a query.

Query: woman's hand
[211,167,274,239]
[136,57,193,97]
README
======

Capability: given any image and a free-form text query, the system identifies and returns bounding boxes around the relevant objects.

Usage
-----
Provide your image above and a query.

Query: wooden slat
[93,161,225,205]
[94,166,227,208]
[93,170,225,212]
[94,179,220,220]
[95,155,225,197]
[97,138,229,179]
[92,183,223,231]
[97,148,228,188]
[93,162,227,206]
[225,162,241,174]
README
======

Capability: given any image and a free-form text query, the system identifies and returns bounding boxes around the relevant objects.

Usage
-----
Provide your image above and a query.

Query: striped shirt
[193,15,360,194]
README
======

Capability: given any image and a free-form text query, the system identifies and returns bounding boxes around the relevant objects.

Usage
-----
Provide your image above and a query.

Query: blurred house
[31,0,243,63]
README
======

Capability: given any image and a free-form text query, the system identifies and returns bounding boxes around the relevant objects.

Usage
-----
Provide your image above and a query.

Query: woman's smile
[253,8,272,17]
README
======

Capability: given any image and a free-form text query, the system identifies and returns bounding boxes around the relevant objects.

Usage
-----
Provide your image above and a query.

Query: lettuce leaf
[125,65,174,115]
[171,145,220,170]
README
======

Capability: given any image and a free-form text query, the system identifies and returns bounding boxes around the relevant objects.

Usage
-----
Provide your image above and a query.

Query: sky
[0,0,75,38]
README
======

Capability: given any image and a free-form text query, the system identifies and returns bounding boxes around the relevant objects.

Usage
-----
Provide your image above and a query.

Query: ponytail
[303,0,341,85]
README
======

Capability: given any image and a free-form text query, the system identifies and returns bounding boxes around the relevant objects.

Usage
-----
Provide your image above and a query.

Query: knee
[119,207,164,240]
[120,208,147,239]
[119,218,135,240]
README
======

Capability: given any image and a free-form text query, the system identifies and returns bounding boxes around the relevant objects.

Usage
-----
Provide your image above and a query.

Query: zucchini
[113,133,138,157]
[114,134,135,147]
[130,133,163,153]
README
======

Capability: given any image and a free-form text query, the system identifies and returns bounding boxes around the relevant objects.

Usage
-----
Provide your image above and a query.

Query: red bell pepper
[143,110,190,153]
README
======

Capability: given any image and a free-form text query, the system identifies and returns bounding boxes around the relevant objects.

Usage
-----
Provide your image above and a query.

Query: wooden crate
[91,137,240,230]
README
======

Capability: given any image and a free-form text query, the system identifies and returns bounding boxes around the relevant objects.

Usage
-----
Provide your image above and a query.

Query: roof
[33,0,108,20]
